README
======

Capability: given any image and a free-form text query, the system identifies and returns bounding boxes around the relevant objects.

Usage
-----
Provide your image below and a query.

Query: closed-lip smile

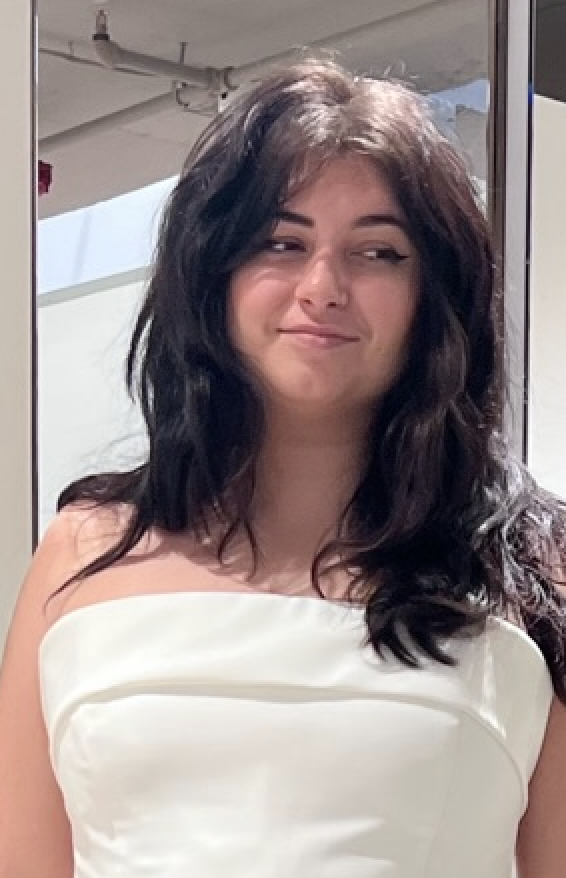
[280,325,358,341]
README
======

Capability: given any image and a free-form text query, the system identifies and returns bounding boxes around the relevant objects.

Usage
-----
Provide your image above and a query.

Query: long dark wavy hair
[57,59,566,697]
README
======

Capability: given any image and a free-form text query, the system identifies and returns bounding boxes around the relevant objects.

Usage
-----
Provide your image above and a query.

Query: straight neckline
[39,590,548,671]
[40,591,364,651]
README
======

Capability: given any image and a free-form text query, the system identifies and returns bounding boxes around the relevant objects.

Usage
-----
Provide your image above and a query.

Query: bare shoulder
[58,501,136,561]
[42,501,132,554]
[516,696,566,877]
[26,503,132,602]
[1,505,124,651]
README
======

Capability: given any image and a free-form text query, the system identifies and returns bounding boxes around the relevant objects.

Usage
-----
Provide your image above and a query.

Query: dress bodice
[39,591,553,878]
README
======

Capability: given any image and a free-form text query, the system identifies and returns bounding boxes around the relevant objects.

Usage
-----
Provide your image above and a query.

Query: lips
[279,325,358,342]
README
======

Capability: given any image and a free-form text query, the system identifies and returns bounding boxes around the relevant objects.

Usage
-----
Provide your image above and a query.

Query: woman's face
[228,155,420,423]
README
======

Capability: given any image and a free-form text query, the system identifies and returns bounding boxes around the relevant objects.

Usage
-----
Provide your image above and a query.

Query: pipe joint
[93,38,122,69]
[206,67,237,96]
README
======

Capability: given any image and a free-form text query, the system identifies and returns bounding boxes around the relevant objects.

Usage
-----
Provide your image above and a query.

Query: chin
[269,384,369,417]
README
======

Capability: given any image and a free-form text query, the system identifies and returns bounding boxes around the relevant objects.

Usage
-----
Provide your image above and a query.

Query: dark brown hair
[57,59,566,696]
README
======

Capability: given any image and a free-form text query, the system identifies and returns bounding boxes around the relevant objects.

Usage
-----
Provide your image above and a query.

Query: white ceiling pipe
[40,45,154,77]
[93,39,225,90]
[39,91,177,153]
[93,11,230,92]
[40,0,480,156]
[91,0,475,96]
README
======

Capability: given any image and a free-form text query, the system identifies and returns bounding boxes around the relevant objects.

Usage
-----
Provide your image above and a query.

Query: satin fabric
[39,591,552,877]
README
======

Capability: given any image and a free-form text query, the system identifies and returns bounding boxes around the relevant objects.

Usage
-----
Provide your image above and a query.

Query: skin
[228,155,419,573]
[229,155,419,429]
[0,154,565,877]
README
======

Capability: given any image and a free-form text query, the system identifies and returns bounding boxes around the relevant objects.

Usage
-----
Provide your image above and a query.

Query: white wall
[0,3,35,647]
[38,279,146,534]
[528,95,566,498]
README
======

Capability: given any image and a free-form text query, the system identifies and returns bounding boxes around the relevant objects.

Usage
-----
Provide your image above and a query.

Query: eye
[358,246,409,265]
[261,238,304,254]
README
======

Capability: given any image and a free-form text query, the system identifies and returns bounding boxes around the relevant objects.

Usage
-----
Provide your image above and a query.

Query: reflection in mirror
[37,0,491,531]
[11,7,566,878]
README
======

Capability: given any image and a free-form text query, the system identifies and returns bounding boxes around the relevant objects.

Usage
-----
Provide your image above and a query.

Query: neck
[250,410,367,568]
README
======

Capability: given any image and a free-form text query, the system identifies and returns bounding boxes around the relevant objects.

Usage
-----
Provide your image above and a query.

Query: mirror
[37,0,494,533]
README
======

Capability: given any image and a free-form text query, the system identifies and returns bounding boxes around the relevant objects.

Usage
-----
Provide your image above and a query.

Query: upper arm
[517,696,566,878]
[0,511,80,878]
[0,501,134,878]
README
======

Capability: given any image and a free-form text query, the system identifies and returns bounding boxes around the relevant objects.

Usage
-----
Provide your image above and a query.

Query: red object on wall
[38,160,53,195]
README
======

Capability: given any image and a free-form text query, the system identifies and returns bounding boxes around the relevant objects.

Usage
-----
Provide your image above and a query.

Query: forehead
[283,154,402,217]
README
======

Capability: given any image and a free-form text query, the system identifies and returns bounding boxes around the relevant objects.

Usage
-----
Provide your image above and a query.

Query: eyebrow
[275,209,409,234]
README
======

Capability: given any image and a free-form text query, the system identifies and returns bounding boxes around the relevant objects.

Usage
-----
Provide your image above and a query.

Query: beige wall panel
[0,2,35,648]
[529,95,566,498]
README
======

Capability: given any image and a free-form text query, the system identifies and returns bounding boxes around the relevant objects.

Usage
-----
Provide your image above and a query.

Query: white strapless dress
[39,591,553,878]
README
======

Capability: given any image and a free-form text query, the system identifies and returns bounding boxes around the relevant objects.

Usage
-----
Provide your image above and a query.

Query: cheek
[228,269,288,351]
[227,269,259,352]
[363,286,418,351]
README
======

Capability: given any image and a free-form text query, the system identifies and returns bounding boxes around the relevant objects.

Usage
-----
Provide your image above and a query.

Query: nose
[293,253,348,310]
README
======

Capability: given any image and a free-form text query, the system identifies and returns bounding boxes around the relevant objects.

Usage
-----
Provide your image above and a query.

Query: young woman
[1,59,565,878]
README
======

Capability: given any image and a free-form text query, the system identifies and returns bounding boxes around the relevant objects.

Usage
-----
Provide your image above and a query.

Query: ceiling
[38,0,489,218]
